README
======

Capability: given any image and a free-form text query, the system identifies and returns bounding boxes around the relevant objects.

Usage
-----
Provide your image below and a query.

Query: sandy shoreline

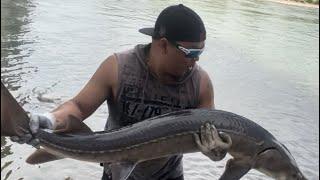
[267,0,319,8]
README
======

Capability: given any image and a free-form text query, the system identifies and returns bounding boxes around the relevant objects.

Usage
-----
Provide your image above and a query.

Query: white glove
[29,112,56,134]
[10,112,56,147]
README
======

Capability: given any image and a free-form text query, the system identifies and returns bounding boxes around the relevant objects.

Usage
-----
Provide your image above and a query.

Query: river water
[1,0,319,179]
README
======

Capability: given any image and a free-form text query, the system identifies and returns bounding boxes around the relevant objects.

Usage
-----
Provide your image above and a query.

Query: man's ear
[158,38,169,55]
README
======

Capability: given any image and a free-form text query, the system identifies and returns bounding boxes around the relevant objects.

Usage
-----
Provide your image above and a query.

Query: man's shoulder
[195,65,211,79]
[195,64,205,73]
[113,44,149,70]
[114,44,149,58]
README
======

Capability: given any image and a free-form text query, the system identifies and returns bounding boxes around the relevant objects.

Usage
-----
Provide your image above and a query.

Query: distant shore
[268,0,319,8]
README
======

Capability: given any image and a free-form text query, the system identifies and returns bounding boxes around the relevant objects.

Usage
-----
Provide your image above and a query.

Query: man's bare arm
[195,68,230,161]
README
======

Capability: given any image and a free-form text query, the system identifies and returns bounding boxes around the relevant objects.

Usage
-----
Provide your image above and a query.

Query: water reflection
[1,0,36,90]
[1,137,13,159]
[1,137,13,180]
[1,0,36,179]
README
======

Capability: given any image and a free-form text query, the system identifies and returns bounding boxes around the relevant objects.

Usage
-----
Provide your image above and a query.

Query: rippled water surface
[1,0,319,179]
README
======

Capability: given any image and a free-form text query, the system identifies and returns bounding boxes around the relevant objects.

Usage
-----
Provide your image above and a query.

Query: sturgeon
[1,82,307,180]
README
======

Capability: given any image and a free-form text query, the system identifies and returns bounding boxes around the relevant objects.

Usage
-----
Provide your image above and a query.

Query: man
[12,4,225,180]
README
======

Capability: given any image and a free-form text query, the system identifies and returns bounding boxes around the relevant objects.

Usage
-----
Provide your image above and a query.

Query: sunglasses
[170,41,204,59]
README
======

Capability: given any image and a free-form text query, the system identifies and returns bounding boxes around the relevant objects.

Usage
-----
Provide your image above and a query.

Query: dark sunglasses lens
[186,50,203,58]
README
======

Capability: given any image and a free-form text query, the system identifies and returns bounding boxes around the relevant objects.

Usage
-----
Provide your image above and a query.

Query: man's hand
[194,122,232,161]
[10,113,56,147]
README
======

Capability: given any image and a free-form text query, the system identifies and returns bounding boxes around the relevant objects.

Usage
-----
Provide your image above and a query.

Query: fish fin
[26,148,63,164]
[1,82,30,137]
[109,161,138,180]
[53,115,93,134]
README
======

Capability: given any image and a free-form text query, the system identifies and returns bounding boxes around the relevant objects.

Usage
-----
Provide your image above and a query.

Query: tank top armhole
[113,52,122,103]
[194,65,202,107]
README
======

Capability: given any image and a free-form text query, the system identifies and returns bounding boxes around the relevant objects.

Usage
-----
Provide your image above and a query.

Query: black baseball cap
[139,4,206,42]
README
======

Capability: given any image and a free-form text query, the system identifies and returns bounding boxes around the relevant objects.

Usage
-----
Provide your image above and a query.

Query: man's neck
[147,61,184,85]
[146,44,185,84]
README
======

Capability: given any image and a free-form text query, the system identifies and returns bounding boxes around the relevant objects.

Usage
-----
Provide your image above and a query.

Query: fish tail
[1,82,30,137]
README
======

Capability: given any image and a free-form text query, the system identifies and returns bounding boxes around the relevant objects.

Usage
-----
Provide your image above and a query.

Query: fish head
[260,160,307,180]
[276,170,307,180]
[257,143,307,180]
[271,143,307,180]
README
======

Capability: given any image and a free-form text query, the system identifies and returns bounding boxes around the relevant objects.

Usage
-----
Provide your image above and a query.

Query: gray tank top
[105,44,201,179]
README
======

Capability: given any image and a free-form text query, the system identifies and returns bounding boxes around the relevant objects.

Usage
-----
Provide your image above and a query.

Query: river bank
[268,0,319,8]
[1,0,318,179]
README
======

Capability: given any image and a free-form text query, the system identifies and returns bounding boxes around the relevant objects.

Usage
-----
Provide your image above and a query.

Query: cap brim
[139,28,154,36]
